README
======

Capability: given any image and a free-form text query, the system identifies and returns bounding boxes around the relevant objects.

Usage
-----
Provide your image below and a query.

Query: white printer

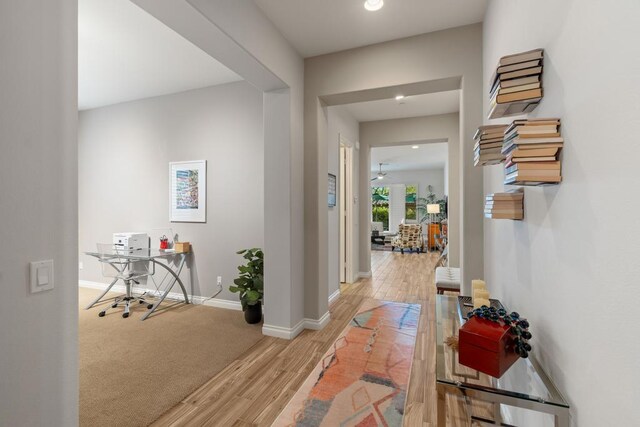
[113,232,149,252]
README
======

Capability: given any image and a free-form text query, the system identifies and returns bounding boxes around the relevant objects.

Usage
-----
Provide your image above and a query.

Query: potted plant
[229,248,264,324]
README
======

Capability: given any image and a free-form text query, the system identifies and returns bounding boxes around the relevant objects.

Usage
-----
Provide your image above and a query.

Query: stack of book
[484,191,524,220]
[489,49,544,119]
[502,118,562,185]
[473,124,508,166]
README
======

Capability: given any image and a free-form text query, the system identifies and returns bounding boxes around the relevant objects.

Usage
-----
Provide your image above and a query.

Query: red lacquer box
[458,316,519,378]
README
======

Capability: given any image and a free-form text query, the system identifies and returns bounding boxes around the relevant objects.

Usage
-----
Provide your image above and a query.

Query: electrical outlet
[217,276,222,286]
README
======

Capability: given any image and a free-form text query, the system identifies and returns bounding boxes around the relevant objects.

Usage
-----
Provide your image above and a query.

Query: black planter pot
[244,304,262,324]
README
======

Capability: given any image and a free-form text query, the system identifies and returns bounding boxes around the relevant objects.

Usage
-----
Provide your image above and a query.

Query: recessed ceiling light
[412,145,419,149]
[395,95,405,100]
[364,0,384,12]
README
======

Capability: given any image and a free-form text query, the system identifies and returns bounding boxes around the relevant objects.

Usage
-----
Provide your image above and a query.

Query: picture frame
[169,160,207,223]
[328,173,337,207]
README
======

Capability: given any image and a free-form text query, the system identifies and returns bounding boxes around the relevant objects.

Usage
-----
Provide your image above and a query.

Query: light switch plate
[30,260,54,293]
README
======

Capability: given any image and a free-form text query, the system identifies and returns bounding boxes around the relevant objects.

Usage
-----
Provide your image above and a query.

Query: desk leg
[85,277,119,309]
[437,385,447,426]
[140,255,189,321]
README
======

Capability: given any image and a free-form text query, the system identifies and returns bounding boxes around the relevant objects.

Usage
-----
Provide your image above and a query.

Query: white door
[339,139,354,283]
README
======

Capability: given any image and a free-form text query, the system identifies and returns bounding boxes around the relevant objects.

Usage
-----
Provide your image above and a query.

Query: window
[405,185,417,220]
[372,186,390,231]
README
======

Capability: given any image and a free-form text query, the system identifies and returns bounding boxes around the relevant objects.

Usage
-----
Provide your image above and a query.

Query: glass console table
[435,295,569,426]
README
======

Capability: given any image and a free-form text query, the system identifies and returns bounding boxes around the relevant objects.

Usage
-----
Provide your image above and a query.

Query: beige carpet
[79,287,263,427]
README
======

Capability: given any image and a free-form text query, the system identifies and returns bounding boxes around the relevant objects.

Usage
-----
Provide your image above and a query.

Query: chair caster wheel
[112,303,118,308]
[122,313,129,318]
[98,311,106,317]
[139,300,145,304]
[147,304,153,310]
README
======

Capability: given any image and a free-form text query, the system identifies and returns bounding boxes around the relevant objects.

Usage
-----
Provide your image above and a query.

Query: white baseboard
[328,289,341,306]
[78,280,241,310]
[200,297,242,311]
[262,319,305,340]
[304,311,331,330]
[262,311,331,339]
[358,271,372,279]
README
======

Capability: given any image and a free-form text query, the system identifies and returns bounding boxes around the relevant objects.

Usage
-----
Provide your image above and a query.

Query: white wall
[132,0,306,337]
[483,1,640,425]
[0,0,78,425]
[79,82,263,302]
[327,107,359,296]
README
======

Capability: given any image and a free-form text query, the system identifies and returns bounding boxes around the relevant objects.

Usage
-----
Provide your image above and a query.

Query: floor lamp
[426,204,440,252]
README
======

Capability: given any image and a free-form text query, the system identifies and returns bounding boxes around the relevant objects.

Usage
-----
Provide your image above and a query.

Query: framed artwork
[328,173,337,207]
[169,160,207,222]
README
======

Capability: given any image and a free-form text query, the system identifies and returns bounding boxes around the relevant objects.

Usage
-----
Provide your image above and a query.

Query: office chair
[96,243,154,318]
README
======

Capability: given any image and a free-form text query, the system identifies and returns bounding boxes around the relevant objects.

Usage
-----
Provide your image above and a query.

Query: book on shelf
[474,141,503,150]
[497,59,542,74]
[493,82,541,97]
[501,116,563,185]
[502,148,559,158]
[473,124,508,166]
[485,191,524,201]
[484,191,524,220]
[504,175,562,186]
[505,171,562,181]
[488,49,544,119]
[490,75,540,93]
[496,48,544,68]
[485,212,524,220]
[473,124,506,140]
[504,167,560,179]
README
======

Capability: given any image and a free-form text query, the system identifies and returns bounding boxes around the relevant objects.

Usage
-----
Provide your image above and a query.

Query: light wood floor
[152,250,440,427]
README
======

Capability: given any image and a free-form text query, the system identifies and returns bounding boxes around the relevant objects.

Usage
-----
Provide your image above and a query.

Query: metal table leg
[85,277,119,309]
[140,254,189,320]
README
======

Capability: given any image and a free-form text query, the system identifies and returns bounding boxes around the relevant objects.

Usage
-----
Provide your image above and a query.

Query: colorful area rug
[273,299,421,427]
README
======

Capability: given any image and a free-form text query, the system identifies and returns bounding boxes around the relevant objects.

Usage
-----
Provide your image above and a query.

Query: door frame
[339,135,354,283]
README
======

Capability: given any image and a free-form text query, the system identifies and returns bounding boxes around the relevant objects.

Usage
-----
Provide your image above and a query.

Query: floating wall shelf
[502,118,562,187]
[488,49,544,119]
[484,190,524,221]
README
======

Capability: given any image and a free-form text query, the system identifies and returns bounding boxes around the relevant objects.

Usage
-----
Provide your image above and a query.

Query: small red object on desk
[159,236,169,250]
[458,316,520,378]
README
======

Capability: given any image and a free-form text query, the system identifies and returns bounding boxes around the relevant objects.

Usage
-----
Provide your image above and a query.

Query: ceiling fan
[371,163,388,181]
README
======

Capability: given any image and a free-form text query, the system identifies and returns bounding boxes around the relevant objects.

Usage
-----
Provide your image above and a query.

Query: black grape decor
[467,306,532,358]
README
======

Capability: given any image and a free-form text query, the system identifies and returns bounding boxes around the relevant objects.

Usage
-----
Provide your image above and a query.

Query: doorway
[339,136,354,284]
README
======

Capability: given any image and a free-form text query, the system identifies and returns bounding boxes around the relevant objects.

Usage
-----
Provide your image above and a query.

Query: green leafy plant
[229,248,264,311]
[416,185,447,223]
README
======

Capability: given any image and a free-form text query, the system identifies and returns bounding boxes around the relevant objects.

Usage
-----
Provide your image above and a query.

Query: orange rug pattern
[273,299,421,427]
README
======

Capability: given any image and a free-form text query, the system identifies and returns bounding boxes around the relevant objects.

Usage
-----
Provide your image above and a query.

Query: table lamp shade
[427,204,440,214]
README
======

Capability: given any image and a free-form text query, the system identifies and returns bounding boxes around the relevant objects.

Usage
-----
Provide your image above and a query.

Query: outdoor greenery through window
[405,185,417,220]
[372,186,389,231]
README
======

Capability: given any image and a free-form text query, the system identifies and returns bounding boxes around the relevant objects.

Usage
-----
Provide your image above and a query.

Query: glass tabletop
[435,294,569,408]
[84,247,184,261]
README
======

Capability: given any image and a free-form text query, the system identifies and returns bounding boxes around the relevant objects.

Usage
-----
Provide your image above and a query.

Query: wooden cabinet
[426,223,441,250]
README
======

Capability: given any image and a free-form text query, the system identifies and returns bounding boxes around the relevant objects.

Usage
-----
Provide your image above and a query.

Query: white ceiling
[371,143,448,173]
[78,0,242,110]
[342,90,459,122]
[254,0,488,57]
